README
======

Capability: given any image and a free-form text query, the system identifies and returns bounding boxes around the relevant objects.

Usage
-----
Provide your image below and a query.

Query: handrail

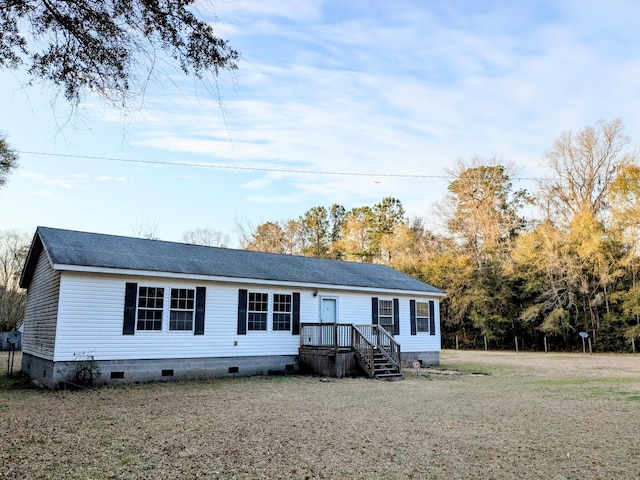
[376,326,401,371]
[352,325,376,377]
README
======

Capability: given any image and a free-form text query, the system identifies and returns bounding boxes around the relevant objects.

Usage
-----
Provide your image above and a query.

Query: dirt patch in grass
[2,350,640,479]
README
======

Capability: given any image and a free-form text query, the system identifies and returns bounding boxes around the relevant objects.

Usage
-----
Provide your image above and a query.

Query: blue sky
[1,0,639,245]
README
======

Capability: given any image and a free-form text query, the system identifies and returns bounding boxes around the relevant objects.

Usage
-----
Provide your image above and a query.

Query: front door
[320,297,337,346]
[321,297,337,324]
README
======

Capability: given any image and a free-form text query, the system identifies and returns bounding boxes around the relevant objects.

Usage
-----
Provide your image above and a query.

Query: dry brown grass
[2,350,640,479]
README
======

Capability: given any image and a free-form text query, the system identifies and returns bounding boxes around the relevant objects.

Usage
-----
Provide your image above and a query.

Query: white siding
[55,273,319,361]
[331,290,372,325]
[53,273,441,362]
[22,250,60,359]
[396,296,441,353]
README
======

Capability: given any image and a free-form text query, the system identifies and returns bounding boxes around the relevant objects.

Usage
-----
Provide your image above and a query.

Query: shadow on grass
[0,372,38,390]
[431,363,493,375]
[1,352,37,390]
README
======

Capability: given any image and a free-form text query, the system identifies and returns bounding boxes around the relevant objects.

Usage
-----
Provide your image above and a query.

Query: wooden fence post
[515,336,519,353]
[455,335,459,350]
[544,335,548,353]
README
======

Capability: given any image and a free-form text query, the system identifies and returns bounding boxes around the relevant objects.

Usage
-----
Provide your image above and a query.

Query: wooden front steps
[373,349,403,381]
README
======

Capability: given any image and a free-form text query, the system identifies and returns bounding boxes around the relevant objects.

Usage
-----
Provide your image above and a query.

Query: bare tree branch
[1,0,239,109]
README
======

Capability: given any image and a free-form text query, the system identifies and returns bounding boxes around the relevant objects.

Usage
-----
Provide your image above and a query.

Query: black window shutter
[194,287,206,335]
[237,289,248,335]
[410,300,417,335]
[371,297,378,325]
[123,282,137,335]
[292,292,300,335]
[393,298,400,336]
[429,300,436,335]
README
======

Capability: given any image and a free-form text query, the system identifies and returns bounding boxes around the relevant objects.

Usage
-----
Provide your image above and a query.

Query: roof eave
[19,229,45,289]
[51,263,447,297]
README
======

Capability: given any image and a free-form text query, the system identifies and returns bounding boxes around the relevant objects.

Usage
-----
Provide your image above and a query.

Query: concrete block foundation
[22,350,439,388]
[401,351,440,367]
[22,353,299,389]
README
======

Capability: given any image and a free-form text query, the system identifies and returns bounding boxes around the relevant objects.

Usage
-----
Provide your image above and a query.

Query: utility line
[18,149,546,181]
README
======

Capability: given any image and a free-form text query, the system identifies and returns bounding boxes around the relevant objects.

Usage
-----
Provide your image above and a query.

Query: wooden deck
[299,323,403,380]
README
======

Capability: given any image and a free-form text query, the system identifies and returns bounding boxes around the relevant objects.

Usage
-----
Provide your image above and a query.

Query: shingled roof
[20,227,445,295]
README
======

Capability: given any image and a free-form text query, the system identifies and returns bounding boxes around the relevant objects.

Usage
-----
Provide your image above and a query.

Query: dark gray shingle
[22,227,444,294]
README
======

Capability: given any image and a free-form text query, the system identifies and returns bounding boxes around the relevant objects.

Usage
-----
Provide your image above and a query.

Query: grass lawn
[2,350,640,479]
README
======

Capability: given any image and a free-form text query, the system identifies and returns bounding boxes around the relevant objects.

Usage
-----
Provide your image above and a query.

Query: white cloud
[19,171,88,189]
[215,0,324,24]
[95,176,126,182]
[33,190,66,200]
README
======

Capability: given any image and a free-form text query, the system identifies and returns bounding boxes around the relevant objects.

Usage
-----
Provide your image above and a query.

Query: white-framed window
[273,294,292,331]
[124,283,204,336]
[170,288,195,331]
[416,301,430,333]
[379,299,394,333]
[137,286,164,331]
[248,292,268,331]
[238,290,299,334]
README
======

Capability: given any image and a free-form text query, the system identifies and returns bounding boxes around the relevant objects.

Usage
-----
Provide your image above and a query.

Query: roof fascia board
[19,230,55,288]
[54,264,447,297]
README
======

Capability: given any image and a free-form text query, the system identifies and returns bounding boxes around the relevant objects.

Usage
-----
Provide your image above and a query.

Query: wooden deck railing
[300,323,352,350]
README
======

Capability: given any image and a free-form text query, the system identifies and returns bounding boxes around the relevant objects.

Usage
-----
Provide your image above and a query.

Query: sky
[1,0,639,246]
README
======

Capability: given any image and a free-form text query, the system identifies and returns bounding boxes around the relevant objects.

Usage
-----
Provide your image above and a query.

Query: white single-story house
[19,227,445,388]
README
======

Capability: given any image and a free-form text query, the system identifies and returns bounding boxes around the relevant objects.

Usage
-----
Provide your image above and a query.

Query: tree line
[237,119,640,352]
[3,119,640,353]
